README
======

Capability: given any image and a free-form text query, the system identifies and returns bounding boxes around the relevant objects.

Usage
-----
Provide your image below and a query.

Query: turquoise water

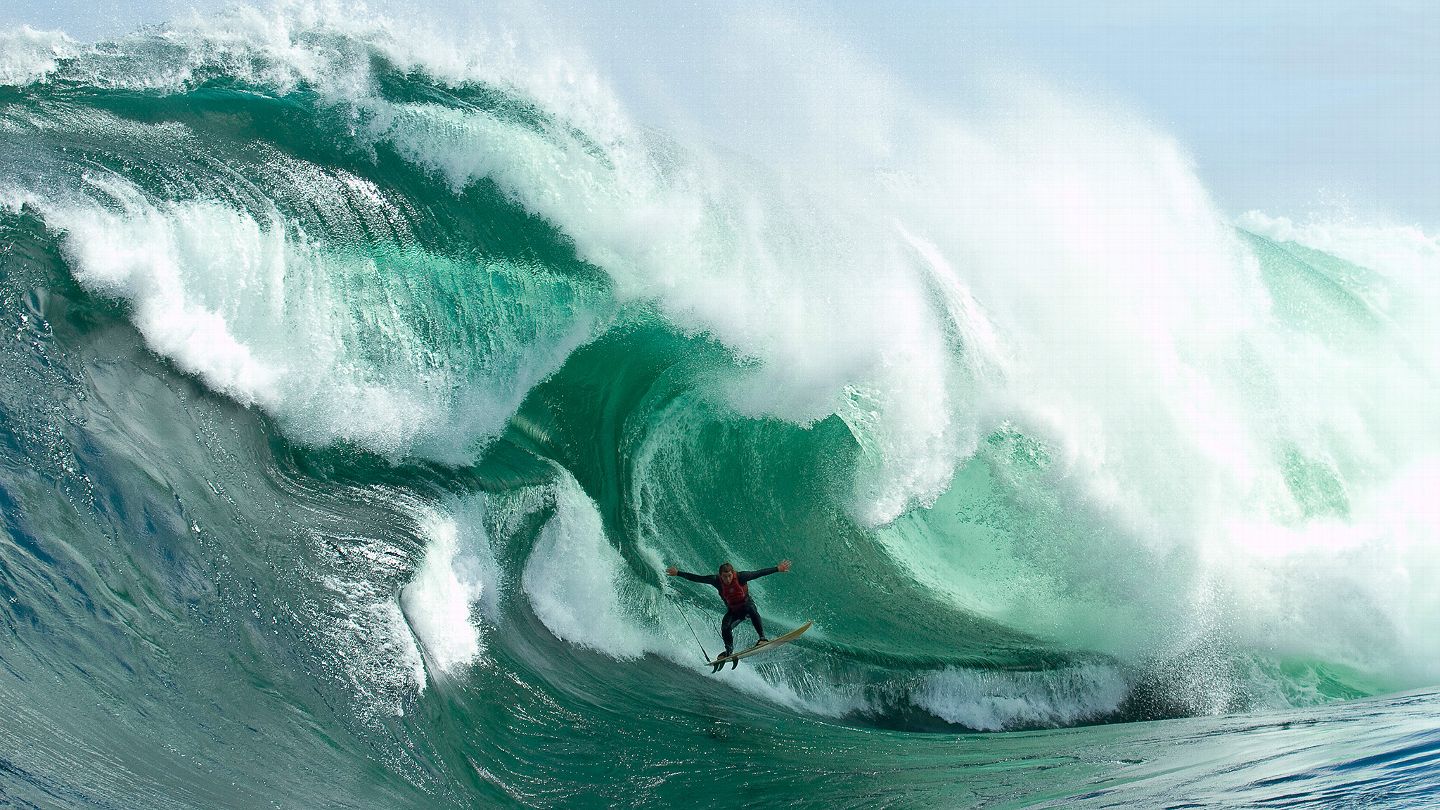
[2,8,1438,807]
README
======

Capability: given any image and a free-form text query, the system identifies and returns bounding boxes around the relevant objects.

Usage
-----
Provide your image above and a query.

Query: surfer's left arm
[739,560,791,582]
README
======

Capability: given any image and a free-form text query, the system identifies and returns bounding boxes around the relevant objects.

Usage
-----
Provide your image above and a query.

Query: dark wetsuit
[675,567,780,656]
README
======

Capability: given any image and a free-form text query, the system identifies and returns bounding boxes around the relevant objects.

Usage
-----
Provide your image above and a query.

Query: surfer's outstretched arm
[739,560,790,582]
[667,567,717,585]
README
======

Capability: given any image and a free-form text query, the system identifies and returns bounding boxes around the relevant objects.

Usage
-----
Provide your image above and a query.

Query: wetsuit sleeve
[675,570,718,585]
[738,567,779,583]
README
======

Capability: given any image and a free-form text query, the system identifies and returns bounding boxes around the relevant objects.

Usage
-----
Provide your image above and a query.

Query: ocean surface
[2,7,1438,807]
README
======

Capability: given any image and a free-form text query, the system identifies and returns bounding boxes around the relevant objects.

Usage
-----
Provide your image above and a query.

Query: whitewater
[1,4,1437,807]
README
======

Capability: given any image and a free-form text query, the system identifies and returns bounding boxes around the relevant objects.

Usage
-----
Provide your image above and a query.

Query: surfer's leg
[720,609,746,656]
[747,603,765,641]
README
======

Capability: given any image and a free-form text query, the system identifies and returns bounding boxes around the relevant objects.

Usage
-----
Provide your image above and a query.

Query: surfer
[667,560,791,659]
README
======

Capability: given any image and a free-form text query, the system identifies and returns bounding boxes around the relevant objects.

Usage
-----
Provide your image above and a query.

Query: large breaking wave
[1,3,1437,805]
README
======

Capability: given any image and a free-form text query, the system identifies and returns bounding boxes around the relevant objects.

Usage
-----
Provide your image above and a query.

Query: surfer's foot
[755,637,769,644]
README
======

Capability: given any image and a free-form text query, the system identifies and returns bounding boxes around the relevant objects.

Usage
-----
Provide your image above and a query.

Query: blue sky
[5,0,1437,227]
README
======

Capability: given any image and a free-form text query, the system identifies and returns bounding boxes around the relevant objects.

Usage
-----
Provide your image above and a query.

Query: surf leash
[672,596,711,663]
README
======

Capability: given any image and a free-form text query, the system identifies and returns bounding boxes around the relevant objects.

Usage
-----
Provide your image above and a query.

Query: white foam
[522,473,649,659]
[400,504,498,680]
[17,167,592,461]
[49,183,286,408]
[1237,211,1439,282]
[0,26,75,86]
[1215,459,1440,684]
[913,664,1129,731]
[1238,209,1440,376]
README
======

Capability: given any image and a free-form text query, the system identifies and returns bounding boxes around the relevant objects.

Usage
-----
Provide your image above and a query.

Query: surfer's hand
[778,559,791,572]
[666,566,678,576]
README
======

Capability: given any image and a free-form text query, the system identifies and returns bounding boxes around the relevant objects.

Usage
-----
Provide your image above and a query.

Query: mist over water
[1,3,1437,806]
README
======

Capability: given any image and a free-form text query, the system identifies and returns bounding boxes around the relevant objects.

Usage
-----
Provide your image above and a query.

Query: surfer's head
[718,562,735,583]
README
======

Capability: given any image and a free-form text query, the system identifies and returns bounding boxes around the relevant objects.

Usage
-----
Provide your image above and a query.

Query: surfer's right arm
[666,566,716,584]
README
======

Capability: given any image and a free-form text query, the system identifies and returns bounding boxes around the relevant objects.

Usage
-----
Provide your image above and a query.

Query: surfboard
[707,621,812,672]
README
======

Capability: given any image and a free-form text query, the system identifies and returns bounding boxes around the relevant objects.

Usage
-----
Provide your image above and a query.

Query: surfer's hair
[718,562,735,575]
